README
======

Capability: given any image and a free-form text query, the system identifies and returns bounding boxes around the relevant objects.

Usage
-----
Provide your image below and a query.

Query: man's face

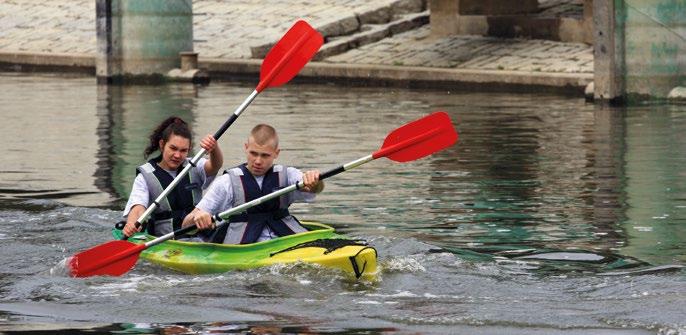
[159,134,190,170]
[244,136,279,176]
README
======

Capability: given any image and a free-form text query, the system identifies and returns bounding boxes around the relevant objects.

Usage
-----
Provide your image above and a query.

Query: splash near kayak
[111,222,378,280]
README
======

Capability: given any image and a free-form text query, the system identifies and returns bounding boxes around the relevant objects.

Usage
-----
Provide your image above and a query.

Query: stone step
[314,11,429,61]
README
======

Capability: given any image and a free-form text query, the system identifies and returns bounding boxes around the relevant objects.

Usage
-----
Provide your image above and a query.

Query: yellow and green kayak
[111,222,377,280]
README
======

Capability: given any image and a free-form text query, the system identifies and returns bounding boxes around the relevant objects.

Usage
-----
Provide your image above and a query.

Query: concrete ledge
[0,51,591,93]
[0,51,94,74]
[201,58,592,93]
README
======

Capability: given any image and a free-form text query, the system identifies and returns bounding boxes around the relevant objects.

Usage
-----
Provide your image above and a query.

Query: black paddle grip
[213,114,239,140]
[119,221,142,240]
[174,224,198,238]
[320,165,345,180]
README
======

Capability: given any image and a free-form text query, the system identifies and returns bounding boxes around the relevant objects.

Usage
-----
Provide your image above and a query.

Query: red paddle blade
[256,20,323,92]
[373,111,458,162]
[69,240,145,278]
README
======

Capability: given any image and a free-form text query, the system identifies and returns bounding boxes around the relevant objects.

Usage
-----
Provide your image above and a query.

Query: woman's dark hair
[144,116,192,158]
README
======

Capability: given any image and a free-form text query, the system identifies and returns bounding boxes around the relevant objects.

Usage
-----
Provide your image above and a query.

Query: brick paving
[0,0,593,78]
[326,26,593,73]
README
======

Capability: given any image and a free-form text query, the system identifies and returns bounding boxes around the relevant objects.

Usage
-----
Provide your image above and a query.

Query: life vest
[209,164,308,244]
[136,156,203,236]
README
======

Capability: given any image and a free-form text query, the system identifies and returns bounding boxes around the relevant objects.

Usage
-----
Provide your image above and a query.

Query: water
[0,72,684,334]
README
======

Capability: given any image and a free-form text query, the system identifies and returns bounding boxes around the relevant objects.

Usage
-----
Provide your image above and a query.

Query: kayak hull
[112,222,377,280]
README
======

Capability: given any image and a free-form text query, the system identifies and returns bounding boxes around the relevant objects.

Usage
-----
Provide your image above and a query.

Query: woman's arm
[200,134,224,176]
[123,204,146,236]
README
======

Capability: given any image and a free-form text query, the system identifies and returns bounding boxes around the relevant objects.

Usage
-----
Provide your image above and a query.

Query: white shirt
[196,166,316,241]
[123,157,214,217]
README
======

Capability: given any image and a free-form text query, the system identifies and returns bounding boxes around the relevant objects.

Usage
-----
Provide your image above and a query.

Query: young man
[183,124,323,244]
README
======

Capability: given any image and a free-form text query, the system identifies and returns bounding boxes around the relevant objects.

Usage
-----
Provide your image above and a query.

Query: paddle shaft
[132,90,259,233]
[143,154,373,248]
[150,126,445,245]
[211,128,441,223]
[213,153,373,222]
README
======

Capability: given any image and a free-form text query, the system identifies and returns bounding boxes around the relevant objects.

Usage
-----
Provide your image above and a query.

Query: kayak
[111,221,377,280]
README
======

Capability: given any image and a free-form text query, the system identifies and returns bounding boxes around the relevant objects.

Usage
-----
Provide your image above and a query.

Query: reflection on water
[0,73,685,333]
[1,72,685,266]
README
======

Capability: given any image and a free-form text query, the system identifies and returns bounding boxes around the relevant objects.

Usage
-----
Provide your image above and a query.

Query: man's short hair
[250,124,279,148]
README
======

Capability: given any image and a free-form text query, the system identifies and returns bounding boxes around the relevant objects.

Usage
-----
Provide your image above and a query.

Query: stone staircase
[250,0,429,60]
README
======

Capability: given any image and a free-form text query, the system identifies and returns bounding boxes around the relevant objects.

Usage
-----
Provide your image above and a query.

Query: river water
[0,72,684,334]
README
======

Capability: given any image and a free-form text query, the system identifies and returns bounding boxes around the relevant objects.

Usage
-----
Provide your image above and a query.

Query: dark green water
[0,72,684,334]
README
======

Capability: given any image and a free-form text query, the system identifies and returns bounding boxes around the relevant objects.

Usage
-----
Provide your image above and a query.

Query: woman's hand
[123,221,142,237]
[200,134,218,153]
[123,205,145,237]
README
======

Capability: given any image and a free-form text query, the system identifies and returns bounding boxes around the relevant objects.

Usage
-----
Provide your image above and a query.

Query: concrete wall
[595,0,686,102]
[622,0,686,99]
[96,0,193,81]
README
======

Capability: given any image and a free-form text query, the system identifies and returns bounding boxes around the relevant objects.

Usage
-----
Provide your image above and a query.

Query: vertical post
[180,52,199,71]
[96,0,119,83]
[430,0,460,37]
[582,0,594,44]
[593,0,625,104]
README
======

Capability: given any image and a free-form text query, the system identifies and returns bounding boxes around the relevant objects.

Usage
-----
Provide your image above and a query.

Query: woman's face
[158,134,191,170]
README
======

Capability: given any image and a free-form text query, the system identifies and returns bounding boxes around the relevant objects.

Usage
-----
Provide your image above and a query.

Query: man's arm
[182,174,234,230]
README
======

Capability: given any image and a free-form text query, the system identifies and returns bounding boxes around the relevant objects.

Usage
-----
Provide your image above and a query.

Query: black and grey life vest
[136,156,203,236]
[209,164,308,244]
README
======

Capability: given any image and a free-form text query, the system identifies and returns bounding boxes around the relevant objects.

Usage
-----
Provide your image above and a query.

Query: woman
[122,116,223,238]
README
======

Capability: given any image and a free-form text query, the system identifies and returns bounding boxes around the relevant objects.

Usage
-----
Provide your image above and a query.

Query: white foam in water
[367,290,418,298]
[354,299,382,305]
[49,257,73,277]
[94,276,147,294]
[382,257,426,273]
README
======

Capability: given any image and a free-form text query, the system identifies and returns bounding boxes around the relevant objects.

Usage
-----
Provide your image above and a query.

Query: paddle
[69,112,458,277]
[125,20,323,238]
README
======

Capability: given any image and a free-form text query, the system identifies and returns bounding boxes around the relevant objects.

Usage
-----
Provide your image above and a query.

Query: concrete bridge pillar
[96,0,193,83]
[593,0,686,103]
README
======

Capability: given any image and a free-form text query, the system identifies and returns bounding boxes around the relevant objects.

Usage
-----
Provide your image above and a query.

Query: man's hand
[185,208,215,231]
[301,170,324,193]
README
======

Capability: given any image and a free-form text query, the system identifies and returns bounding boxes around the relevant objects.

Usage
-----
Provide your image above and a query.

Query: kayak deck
[112,222,377,280]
